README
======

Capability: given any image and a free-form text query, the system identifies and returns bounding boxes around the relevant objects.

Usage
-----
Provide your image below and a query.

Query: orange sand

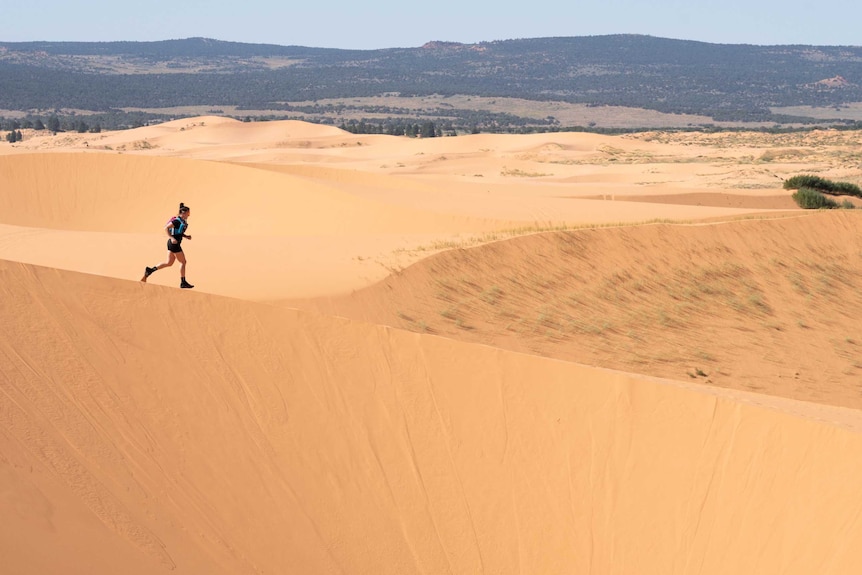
[3,117,862,573]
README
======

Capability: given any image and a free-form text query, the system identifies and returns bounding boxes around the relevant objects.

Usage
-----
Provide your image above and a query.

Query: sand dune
[3,118,862,573]
[4,260,862,574]
[0,131,786,299]
[0,152,496,234]
[295,211,862,409]
[0,151,526,298]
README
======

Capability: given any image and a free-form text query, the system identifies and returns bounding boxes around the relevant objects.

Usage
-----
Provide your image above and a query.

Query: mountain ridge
[2,34,862,129]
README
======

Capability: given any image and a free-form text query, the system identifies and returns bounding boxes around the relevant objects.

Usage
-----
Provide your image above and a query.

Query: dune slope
[3,260,862,574]
[294,211,862,409]
[0,152,490,235]
[0,151,520,300]
[1,123,811,301]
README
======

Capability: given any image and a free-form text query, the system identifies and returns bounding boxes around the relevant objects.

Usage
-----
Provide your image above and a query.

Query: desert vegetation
[785,174,861,209]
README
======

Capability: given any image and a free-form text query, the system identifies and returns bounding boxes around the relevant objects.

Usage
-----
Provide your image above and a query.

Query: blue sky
[2,0,859,49]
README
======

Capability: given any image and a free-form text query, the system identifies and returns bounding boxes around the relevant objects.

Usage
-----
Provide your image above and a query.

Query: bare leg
[156,252,177,270]
[175,251,187,277]
[142,252,175,282]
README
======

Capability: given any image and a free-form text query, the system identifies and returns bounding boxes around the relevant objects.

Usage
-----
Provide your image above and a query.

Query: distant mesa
[809,75,851,89]
[420,40,487,53]
[420,41,467,51]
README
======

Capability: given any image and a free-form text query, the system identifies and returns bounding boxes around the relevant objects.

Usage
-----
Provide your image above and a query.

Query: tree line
[2,115,102,135]
[339,120,448,137]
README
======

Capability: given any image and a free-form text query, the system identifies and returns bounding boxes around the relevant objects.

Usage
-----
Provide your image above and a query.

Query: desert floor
[3,117,862,574]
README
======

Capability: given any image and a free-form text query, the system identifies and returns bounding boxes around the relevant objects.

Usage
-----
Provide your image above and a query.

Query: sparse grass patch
[566,293,584,307]
[598,145,624,156]
[726,294,747,313]
[495,307,519,320]
[657,309,674,327]
[696,350,716,362]
[787,271,809,294]
[361,209,862,400]
[459,276,481,290]
[479,286,503,305]
[529,275,555,293]
[132,139,155,150]
[500,167,552,177]
[439,307,458,320]
[435,289,457,303]
[429,239,467,250]
[758,148,810,162]
[817,273,837,294]
[396,310,413,322]
[567,318,609,335]
[537,309,559,329]
[747,292,773,315]
[404,217,710,256]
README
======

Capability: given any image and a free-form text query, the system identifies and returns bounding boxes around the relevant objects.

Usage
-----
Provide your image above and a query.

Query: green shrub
[784,174,830,190]
[792,187,838,209]
[784,174,862,197]
[833,181,862,196]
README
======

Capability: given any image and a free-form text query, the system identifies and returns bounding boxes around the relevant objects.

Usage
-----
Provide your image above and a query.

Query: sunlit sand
[3,117,862,573]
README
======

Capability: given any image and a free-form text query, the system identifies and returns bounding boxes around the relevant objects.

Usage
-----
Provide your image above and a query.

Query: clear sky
[2,0,860,49]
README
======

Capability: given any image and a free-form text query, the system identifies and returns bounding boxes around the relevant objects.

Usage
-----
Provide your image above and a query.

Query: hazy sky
[2,0,859,49]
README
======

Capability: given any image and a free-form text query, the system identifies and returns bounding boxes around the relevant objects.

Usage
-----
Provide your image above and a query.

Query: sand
[2,117,862,573]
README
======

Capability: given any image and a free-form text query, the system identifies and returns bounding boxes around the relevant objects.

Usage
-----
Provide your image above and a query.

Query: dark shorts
[167,238,183,253]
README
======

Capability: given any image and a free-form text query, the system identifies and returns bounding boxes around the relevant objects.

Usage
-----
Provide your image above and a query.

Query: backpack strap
[167,216,183,236]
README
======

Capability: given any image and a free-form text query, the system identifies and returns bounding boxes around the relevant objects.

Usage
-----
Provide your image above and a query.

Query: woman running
[141,202,194,288]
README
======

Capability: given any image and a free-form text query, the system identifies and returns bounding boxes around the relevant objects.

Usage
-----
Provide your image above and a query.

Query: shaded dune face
[3,260,862,575]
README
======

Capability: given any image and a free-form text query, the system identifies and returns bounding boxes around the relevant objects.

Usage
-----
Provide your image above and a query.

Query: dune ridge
[4,259,862,574]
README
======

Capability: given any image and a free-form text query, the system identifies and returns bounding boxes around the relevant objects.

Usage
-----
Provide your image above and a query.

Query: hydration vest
[167,216,188,238]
